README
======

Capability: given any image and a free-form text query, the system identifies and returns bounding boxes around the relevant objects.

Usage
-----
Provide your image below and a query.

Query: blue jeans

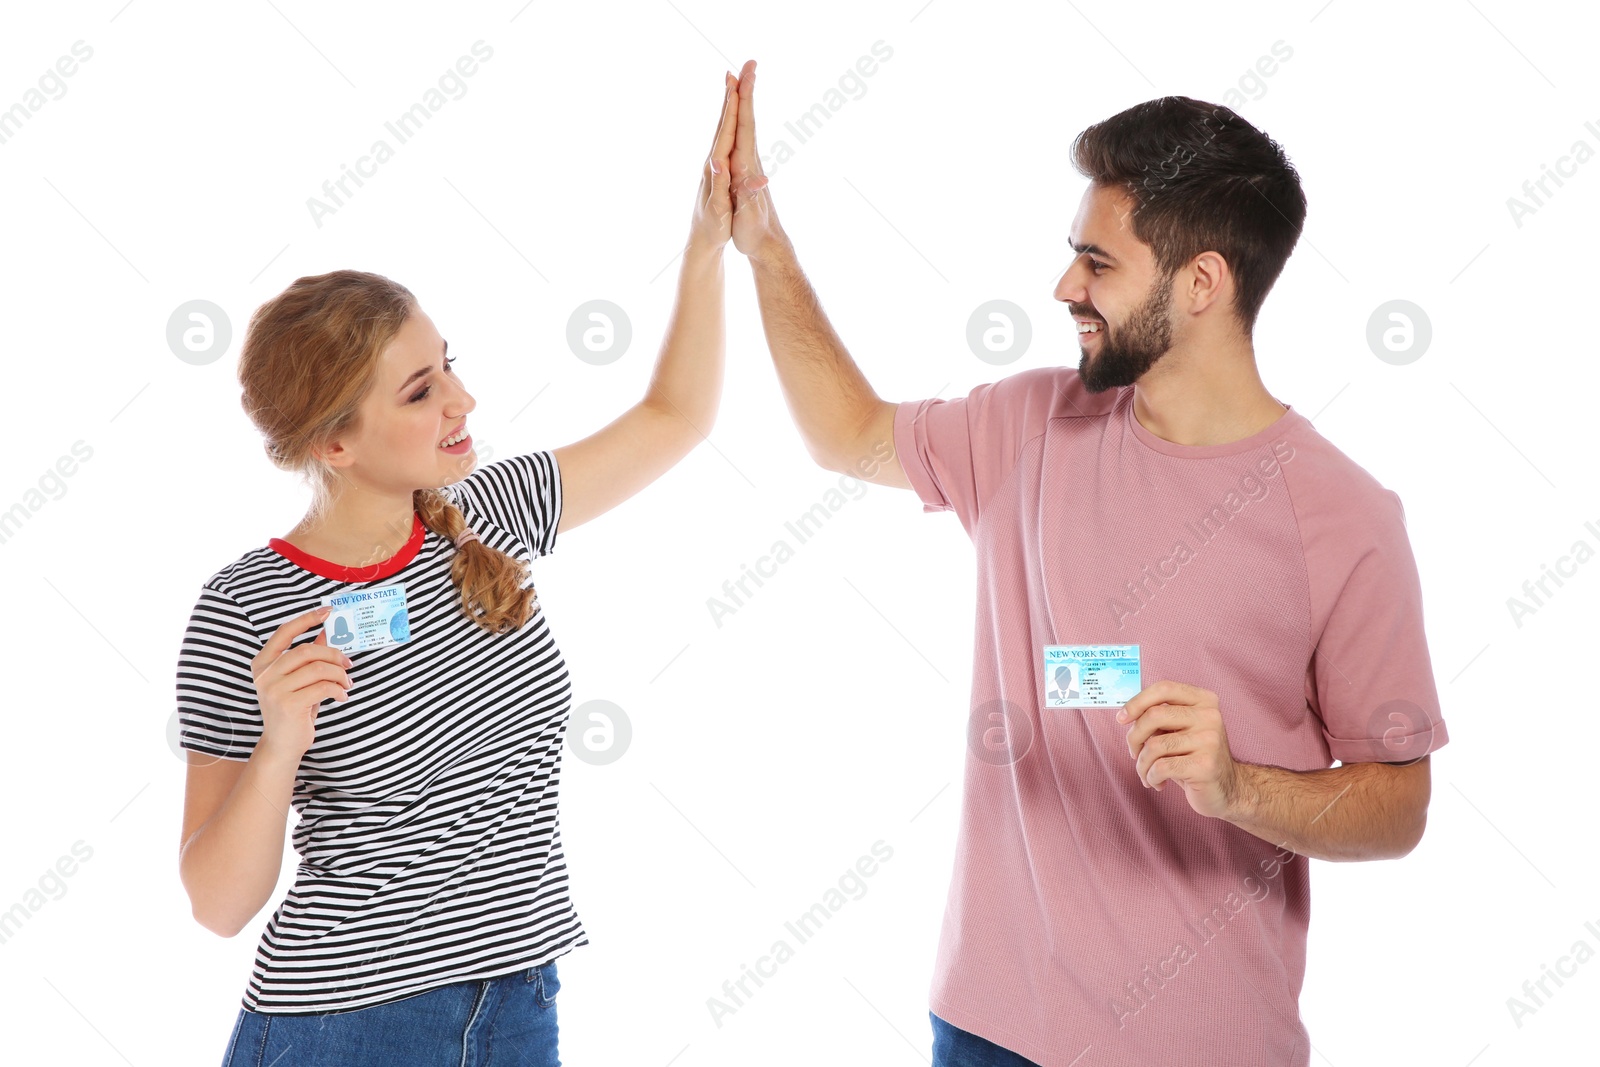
[931,1011,1042,1067]
[221,961,561,1066]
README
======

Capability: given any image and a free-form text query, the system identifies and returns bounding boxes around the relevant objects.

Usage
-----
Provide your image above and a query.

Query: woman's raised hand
[251,606,353,761]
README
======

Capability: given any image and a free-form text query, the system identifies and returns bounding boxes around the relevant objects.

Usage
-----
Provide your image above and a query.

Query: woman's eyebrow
[396,339,449,394]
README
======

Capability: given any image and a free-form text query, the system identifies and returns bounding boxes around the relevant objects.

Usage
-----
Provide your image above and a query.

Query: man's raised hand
[728,60,782,260]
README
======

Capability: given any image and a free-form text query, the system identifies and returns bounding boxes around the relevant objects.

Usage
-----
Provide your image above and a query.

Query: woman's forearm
[179,741,300,937]
[641,241,726,438]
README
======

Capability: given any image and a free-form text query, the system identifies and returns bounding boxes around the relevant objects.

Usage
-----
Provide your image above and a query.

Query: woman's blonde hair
[238,268,537,635]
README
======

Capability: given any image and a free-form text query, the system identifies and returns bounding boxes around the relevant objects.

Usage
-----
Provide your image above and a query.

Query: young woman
[175,70,763,1066]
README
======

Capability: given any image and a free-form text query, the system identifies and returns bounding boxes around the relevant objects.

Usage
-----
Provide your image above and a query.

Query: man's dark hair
[1069,96,1306,335]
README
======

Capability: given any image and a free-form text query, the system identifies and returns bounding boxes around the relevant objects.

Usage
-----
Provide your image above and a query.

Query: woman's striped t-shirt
[176,450,589,1014]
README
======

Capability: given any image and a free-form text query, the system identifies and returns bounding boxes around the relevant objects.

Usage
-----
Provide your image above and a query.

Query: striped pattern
[177,450,588,1014]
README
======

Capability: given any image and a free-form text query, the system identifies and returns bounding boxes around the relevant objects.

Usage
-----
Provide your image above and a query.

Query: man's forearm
[748,235,883,470]
[1222,758,1430,862]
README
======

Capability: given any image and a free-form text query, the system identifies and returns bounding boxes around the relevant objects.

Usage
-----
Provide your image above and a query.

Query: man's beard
[1079,271,1176,394]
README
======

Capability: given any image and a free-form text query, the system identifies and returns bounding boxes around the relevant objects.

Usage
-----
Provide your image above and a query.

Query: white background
[0,1,1595,1064]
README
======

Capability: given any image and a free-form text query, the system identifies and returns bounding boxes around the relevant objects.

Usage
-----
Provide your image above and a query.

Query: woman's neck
[285,508,418,569]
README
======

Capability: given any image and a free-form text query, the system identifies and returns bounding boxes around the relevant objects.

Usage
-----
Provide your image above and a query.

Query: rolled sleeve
[891,368,1063,538]
[1310,490,1450,764]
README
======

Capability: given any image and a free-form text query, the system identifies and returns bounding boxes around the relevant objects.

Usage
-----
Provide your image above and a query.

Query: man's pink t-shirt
[892,367,1449,1067]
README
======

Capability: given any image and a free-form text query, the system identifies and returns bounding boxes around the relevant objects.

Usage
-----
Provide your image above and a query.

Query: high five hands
[690,61,782,259]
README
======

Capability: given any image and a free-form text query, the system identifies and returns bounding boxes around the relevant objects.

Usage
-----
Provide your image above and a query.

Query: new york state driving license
[1042,644,1141,709]
[320,582,412,653]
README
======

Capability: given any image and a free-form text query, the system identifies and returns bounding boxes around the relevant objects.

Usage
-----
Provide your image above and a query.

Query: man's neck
[1130,345,1287,448]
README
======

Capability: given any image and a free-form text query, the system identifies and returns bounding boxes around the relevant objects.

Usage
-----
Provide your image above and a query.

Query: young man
[723,61,1449,1067]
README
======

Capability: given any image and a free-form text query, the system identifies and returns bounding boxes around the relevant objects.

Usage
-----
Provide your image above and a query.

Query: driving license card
[320,583,411,653]
[1043,644,1140,708]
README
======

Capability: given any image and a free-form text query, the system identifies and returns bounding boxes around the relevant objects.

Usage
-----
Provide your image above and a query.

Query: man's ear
[1184,251,1233,317]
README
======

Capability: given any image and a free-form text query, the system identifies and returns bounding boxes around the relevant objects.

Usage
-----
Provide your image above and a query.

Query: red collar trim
[268,513,427,582]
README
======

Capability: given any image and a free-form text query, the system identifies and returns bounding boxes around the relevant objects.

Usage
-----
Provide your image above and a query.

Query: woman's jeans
[221,961,560,1067]
[931,1011,1044,1067]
